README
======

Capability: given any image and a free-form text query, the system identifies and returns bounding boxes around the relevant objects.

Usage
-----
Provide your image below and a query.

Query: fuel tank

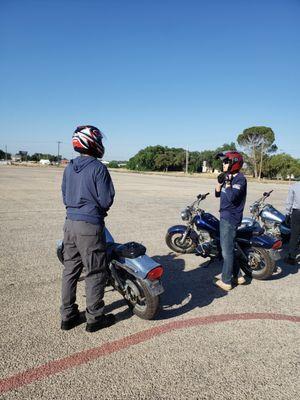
[193,212,220,234]
[260,204,285,223]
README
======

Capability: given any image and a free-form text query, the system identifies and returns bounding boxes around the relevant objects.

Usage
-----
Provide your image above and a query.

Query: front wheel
[165,231,196,254]
[238,247,275,280]
[125,279,160,320]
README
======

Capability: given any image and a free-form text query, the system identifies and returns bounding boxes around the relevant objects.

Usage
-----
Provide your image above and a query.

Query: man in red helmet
[214,151,247,291]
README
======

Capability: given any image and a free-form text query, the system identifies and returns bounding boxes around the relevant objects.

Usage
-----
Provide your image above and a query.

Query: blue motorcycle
[57,228,164,320]
[165,193,282,280]
[249,190,291,241]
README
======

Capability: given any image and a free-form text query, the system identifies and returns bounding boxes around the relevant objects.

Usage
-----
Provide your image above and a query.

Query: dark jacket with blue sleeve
[215,172,247,227]
[62,156,115,225]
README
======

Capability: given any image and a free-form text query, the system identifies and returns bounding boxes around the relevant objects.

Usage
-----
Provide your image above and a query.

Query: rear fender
[112,254,162,280]
[167,225,198,243]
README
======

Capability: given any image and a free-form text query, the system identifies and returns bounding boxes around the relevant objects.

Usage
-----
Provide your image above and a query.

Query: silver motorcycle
[249,190,291,241]
[56,228,164,320]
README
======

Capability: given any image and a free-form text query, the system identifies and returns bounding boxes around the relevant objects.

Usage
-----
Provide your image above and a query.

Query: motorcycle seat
[107,242,147,260]
[236,221,264,238]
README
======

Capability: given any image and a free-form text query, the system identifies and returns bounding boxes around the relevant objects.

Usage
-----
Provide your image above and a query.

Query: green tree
[108,161,119,168]
[0,149,11,160]
[264,154,299,180]
[154,153,172,171]
[237,126,276,178]
[127,145,166,171]
[28,153,60,162]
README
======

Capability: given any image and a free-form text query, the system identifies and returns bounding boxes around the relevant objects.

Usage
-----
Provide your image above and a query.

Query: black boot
[86,314,116,333]
[61,313,81,331]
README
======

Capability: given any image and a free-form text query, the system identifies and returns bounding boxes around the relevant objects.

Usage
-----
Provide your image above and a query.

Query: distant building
[12,154,22,162]
[40,159,50,165]
[202,160,215,173]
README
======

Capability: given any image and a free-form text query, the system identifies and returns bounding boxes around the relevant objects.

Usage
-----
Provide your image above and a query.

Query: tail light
[147,266,164,281]
[272,240,282,250]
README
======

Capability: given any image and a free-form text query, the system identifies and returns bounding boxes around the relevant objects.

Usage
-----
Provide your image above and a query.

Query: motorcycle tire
[238,247,275,280]
[165,231,196,254]
[126,279,160,320]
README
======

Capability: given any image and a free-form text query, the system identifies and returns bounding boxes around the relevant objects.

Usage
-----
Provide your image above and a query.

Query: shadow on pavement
[153,253,227,320]
[268,251,300,281]
[105,298,133,322]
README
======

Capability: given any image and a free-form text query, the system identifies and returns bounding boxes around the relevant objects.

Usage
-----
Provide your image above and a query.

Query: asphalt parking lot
[0,166,299,399]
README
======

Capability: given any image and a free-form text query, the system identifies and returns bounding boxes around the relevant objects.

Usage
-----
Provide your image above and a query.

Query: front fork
[178,225,192,245]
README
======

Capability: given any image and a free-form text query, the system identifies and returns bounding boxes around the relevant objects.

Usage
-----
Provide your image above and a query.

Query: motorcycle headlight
[181,208,190,221]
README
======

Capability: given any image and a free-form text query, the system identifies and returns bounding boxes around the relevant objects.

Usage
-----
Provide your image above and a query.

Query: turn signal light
[147,266,164,281]
[272,240,282,250]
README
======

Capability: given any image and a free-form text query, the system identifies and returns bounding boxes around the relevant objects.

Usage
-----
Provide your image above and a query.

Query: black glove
[285,214,291,226]
[225,174,233,185]
[217,172,226,184]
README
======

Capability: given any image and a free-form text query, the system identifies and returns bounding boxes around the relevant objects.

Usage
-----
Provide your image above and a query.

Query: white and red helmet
[72,125,105,158]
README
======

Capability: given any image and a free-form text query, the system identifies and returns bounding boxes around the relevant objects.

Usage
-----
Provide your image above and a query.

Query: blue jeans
[220,219,241,284]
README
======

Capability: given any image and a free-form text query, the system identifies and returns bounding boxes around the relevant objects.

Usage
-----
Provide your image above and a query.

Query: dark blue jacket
[215,172,247,227]
[62,156,115,225]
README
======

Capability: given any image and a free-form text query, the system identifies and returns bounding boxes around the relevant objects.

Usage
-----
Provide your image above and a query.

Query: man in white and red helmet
[214,151,247,291]
[60,125,115,332]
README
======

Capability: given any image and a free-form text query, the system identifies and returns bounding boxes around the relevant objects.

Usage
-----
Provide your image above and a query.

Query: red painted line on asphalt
[0,313,299,394]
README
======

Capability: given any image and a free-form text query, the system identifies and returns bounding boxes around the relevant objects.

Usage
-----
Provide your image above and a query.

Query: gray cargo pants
[60,219,107,324]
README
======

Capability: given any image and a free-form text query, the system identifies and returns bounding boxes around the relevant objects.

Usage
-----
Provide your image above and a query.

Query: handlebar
[189,193,210,211]
[250,189,274,217]
[197,192,210,201]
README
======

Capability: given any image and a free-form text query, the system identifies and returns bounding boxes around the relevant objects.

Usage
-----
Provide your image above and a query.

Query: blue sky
[0,0,299,160]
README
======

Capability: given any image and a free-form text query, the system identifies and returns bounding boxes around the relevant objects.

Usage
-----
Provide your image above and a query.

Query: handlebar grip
[197,192,210,200]
[264,190,273,198]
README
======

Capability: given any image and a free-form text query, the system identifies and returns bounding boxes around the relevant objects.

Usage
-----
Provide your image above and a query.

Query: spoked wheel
[124,279,160,320]
[165,232,196,254]
[239,247,275,280]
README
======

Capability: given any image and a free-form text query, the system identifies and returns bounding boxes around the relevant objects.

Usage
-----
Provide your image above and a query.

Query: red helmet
[216,151,243,173]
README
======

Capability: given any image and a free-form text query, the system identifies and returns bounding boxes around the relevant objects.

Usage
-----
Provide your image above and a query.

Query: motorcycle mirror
[214,152,225,160]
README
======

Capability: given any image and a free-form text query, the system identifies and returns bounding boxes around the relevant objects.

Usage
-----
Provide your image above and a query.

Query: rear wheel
[165,231,196,254]
[238,247,275,280]
[125,279,160,320]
